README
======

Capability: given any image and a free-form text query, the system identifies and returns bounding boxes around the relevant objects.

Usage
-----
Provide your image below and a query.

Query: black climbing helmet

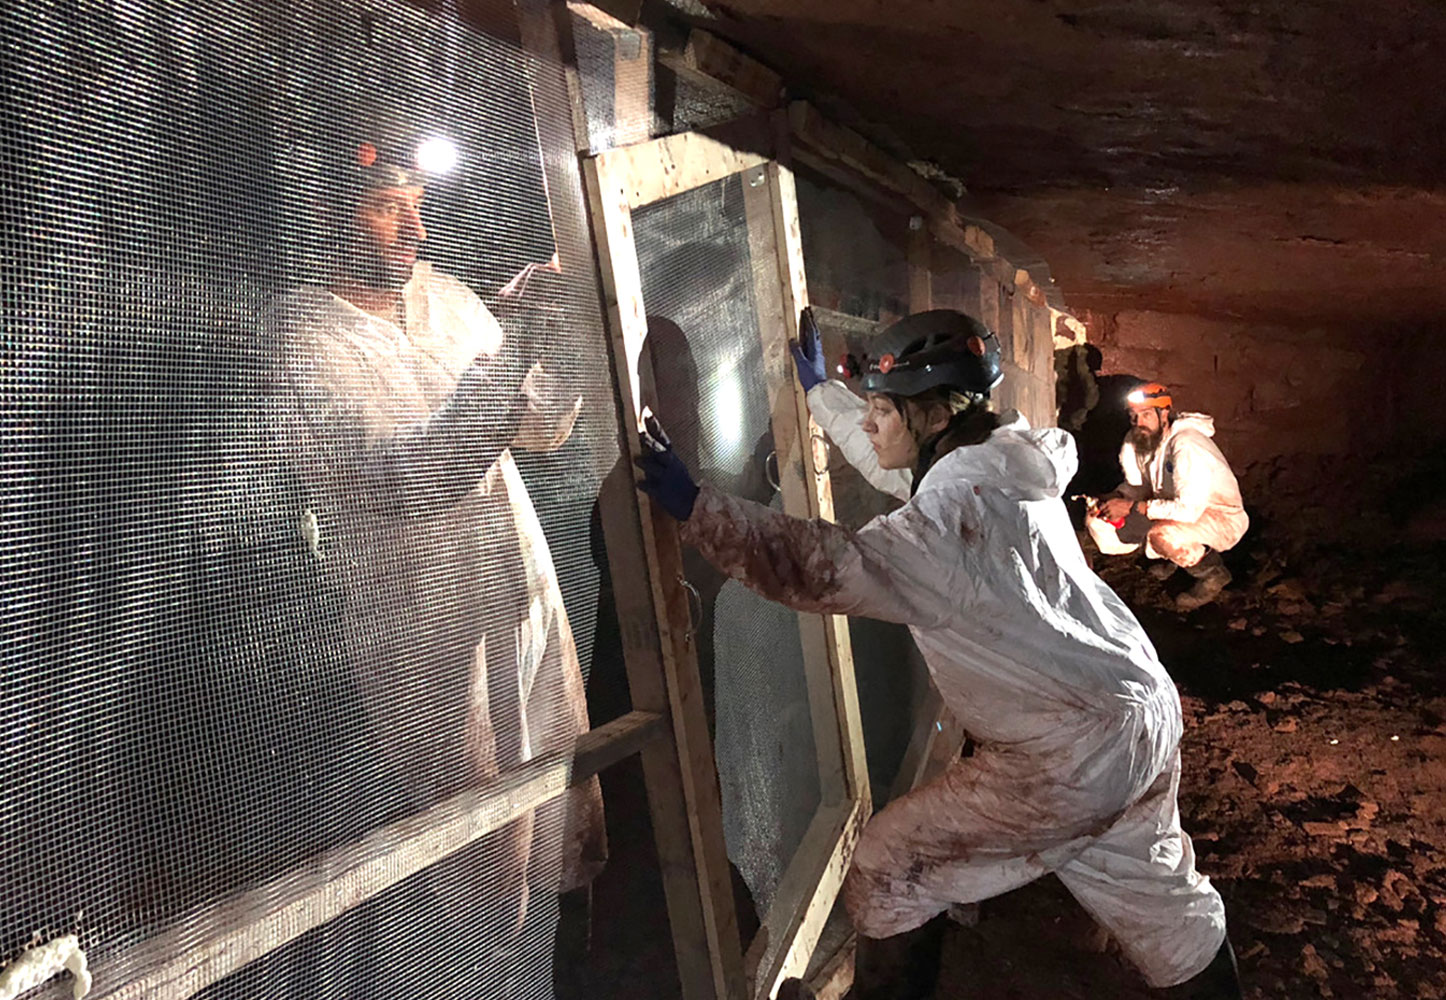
[858,309,1004,399]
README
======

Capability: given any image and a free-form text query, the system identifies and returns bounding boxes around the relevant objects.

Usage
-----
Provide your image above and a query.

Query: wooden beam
[612,21,652,148]
[761,153,870,810]
[791,147,918,220]
[658,28,783,109]
[786,101,1002,270]
[740,162,849,815]
[566,0,633,33]
[750,799,867,998]
[804,932,856,1000]
[597,122,774,210]
[563,2,653,153]
[572,709,666,782]
[29,711,671,1000]
[582,149,746,1000]
[42,753,573,1000]
[787,102,950,218]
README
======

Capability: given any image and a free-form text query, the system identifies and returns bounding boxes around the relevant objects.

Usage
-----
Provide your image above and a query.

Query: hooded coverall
[679,380,1226,988]
[266,262,606,972]
[1087,413,1248,568]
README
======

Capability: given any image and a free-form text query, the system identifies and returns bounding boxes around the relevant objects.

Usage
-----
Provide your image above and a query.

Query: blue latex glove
[635,413,700,521]
[790,306,827,393]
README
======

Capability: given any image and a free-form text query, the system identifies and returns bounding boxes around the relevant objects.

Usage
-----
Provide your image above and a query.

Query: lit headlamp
[353,136,460,188]
[1126,382,1173,409]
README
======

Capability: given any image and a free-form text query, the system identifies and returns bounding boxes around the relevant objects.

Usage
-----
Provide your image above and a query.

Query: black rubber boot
[1176,552,1232,610]
[850,916,948,1000]
[1160,937,1243,999]
[777,917,948,1000]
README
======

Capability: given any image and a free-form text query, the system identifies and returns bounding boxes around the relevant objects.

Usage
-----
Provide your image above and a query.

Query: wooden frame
[582,121,869,1000]
[25,711,664,1000]
[14,5,699,999]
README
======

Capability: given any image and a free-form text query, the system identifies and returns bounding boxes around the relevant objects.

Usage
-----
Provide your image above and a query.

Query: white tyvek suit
[680,380,1226,988]
[1087,413,1248,567]
[269,262,606,907]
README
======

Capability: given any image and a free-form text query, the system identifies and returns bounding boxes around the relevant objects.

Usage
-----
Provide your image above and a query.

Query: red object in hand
[1107,516,1126,529]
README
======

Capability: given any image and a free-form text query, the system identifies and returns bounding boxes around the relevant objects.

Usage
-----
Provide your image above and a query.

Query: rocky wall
[1075,308,1446,545]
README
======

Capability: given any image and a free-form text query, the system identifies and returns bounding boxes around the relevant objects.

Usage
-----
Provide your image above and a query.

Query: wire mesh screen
[631,175,822,918]
[568,11,662,155]
[2,0,616,996]
[792,172,925,806]
[792,168,909,324]
[662,73,759,137]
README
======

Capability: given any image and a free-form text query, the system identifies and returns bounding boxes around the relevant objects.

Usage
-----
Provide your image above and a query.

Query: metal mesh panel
[2,0,616,996]
[792,172,925,807]
[568,12,662,155]
[792,168,910,323]
[664,73,759,136]
[631,176,822,917]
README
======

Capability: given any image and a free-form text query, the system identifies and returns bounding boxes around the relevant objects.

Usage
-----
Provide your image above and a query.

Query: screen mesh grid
[631,175,822,918]
[2,0,618,996]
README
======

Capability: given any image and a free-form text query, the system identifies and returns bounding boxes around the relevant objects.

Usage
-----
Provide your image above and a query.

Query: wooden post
[565,1,653,152]
[582,146,746,1000]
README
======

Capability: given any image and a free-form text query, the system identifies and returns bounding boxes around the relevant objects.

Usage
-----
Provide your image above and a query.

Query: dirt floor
[938,525,1446,999]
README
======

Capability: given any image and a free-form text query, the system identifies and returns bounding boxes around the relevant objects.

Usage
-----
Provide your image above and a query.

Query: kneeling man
[1089,382,1248,609]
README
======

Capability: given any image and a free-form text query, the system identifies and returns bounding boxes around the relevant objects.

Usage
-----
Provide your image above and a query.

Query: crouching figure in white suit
[636,308,1242,1000]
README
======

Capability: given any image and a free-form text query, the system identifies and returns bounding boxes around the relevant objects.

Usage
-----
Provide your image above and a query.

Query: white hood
[1168,413,1216,439]
[925,409,1079,502]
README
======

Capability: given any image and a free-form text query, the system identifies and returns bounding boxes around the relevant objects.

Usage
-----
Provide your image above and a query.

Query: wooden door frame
[581,116,869,1000]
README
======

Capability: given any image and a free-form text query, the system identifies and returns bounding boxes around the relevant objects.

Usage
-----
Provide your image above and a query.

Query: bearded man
[1087,382,1248,609]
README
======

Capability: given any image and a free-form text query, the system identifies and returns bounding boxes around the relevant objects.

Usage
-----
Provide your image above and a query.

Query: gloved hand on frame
[790,306,827,393]
[635,412,700,521]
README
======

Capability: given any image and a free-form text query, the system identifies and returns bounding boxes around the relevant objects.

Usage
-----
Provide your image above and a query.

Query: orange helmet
[1126,382,1173,410]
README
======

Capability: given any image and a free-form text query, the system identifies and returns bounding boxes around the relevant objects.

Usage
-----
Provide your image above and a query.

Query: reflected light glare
[415,137,459,174]
[714,371,744,457]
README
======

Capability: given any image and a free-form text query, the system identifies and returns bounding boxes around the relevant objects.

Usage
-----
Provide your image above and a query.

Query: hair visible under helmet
[858,310,1005,491]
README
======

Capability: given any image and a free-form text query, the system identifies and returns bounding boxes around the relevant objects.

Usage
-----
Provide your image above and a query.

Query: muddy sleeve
[680,485,969,627]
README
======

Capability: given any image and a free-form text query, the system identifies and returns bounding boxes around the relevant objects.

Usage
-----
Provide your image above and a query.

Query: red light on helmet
[878,353,896,374]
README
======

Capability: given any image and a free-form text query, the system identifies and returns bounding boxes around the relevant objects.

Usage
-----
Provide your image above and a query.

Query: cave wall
[1388,325,1446,452]
[1083,310,1372,467]
[1075,308,1446,539]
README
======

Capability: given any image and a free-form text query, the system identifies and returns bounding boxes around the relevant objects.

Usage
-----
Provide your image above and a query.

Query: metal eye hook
[810,431,832,473]
[764,450,781,493]
[679,576,703,645]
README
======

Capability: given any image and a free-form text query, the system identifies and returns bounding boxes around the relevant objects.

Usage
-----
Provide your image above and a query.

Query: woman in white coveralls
[636,308,1242,999]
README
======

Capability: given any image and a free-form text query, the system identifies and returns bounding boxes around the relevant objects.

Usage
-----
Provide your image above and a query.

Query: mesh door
[2,0,616,996]
[792,169,928,806]
[631,176,823,918]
